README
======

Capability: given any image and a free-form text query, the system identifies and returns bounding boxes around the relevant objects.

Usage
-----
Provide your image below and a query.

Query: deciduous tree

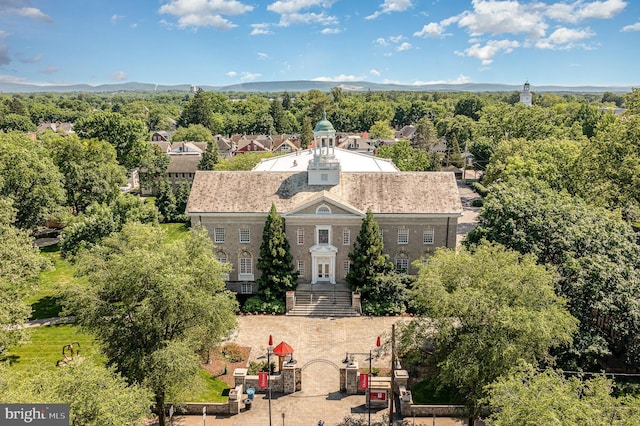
[67,224,237,426]
[406,242,577,418]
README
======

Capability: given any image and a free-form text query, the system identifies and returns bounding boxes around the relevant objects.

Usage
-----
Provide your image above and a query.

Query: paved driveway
[166,316,466,426]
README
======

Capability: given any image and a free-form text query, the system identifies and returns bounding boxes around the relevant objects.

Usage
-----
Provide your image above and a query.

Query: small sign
[370,391,387,401]
[202,406,206,419]
[1,404,69,426]
[258,371,269,388]
[358,373,369,390]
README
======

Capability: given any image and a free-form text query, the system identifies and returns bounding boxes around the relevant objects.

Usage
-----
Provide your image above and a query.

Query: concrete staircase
[286,283,360,317]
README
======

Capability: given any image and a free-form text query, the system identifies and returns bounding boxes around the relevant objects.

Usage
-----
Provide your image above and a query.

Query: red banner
[258,372,268,389]
[358,373,369,390]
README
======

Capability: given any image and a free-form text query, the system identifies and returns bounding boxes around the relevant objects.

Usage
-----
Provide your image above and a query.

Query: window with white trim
[343,229,351,245]
[239,252,253,280]
[316,226,331,245]
[213,227,225,243]
[297,260,305,277]
[398,228,409,245]
[241,283,252,294]
[423,227,435,245]
[343,260,350,277]
[395,253,409,273]
[239,228,250,243]
[297,228,304,245]
[216,251,229,280]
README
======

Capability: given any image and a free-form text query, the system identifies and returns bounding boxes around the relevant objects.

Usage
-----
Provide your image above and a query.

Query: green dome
[313,111,335,133]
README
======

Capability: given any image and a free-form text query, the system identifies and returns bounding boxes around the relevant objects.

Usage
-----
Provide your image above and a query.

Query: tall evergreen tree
[346,209,393,293]
[155,180,177,222]
[198,140,220,171]
[300,117,313,149]
[256,204,297,302]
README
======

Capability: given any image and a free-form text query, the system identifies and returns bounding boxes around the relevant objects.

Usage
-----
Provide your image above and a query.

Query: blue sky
[1,0,639,87]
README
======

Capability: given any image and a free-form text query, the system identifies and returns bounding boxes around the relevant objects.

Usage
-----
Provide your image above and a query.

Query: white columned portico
[309,244,338,284]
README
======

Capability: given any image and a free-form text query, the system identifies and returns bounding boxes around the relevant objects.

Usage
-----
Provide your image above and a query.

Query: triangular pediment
[283,191,364,218]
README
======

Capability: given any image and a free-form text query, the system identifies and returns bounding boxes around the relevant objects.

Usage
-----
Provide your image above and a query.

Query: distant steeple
[520,81,532,107]
[308,110,341,185]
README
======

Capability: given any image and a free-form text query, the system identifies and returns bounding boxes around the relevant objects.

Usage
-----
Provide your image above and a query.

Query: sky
[0,0,639,87]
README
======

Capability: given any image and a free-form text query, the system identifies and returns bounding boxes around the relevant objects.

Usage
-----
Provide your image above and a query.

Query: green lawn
[176,369,230,403]
[3,324,104,372]
[27,245,85,320]
[161,222,191,243]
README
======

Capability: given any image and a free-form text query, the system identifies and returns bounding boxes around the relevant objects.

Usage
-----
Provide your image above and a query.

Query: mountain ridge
[0,80,633,94]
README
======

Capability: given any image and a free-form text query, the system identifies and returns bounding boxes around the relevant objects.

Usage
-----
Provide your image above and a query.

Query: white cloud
[389,35,405,43]
[312,74,367,82]
[321,27,341,34]
[534,27,595,49]
[0,43,9,67]
[5,6,52,23]
[267,0,338,27]
[622,21,640,32]
[366,0,413,20]
[250,23,273,35]
[257,52,269,60]
[159,0,253,30]
[397,42,412,51]
[374,37,389,47]
[111,14,124,24]
[226,71,237,77]
[109,71,128,81]
[545,0,626,23]
[370,69,381,76]
[457,39,520,65]
[457,0,548,39]
[413,75,471,85]
[414,22,449,38]
[240,72,261,81]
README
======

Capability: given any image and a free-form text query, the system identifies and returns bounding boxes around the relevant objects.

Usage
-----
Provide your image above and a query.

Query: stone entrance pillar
[340,361,359,394]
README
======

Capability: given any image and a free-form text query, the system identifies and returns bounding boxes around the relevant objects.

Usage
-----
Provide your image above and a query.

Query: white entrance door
[317,261,330,281]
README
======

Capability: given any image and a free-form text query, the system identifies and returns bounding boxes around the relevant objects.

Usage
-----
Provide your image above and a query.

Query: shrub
[247,360,276,375]
[470,181,489,197]
[242,296,285,314]
[471,198,484,207]
[221,343,245,363]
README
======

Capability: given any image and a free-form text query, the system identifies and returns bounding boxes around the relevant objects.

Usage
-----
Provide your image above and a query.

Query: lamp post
[268,334,273,426]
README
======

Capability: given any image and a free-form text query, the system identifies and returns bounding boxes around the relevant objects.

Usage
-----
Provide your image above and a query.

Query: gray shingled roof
[167,155,201,173]
[186,171,463,216]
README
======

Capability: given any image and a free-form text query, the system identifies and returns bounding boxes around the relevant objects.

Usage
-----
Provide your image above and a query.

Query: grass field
[161,222,191,243]
[176,369,230,403]
[3,324,103,372]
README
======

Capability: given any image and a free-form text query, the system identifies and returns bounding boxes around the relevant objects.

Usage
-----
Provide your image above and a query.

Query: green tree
[454,95,483,120]
[407,242,577,418]
[0,360,153,426]
[468,179,640,368]
[177,89,230,132]
[369,119,394,139]
[155,180,178,222]
[300,116,313,149]
[138,144,170,195]
[66,224,237,426]
[174,181,191,220]
[44,134,127,213]
[484,363,640,425]
[0,113,36,132]
[414,116,437,150]
[376,140,431,171]
[0,198,51,352]
[74,111,149,171]
[0,132,66,229]
[346,209,393,293]
[59,193,159,258]
[198,140,220,171]
[255,204,297,303]
[170,124,214,142]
